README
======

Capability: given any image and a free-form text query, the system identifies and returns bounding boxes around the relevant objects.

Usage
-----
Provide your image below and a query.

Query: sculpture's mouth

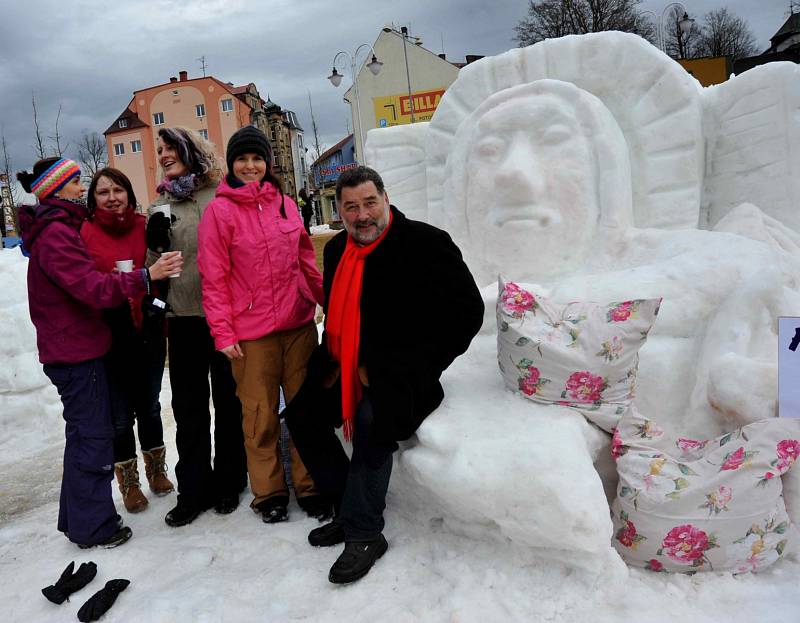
[489,206,560,228]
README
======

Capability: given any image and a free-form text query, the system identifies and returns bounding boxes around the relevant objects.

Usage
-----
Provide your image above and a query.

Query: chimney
[179,70,188,81]
[438,53,446,60]
[465,55,484,65]
[170,76,178,83]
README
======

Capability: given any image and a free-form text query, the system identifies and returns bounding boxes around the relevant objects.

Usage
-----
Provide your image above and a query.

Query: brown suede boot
[114,458,148,513]
[142,445,175,496]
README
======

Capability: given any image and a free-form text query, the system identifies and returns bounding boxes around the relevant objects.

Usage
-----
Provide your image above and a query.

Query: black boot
[308,519,345,547]
[298,495,334,521]
[328,534,388,584]
[165,503,203,527]
[214,493,240,515]
[254,497,288,524]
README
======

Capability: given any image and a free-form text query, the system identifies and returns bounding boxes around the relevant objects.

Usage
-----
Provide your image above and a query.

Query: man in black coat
[285,166,483,584]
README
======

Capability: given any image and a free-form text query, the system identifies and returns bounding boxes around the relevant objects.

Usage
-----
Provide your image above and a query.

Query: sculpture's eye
[540,126,571,146]
[476,137,506,161]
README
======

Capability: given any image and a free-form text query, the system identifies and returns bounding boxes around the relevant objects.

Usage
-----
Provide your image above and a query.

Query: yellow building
[677,56,732,87]
[341,27,480,162]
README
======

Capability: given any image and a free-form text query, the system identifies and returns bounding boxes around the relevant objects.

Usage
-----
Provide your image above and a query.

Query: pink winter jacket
[198,178,323,350]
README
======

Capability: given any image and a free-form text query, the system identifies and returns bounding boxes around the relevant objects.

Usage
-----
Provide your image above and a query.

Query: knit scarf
[156,174,196,200]
[326,212,393,440]
[92,207,136,237]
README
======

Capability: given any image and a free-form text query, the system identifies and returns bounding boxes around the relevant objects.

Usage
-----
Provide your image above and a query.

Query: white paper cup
[168,250,182,279]
[115,259,134,273]
[152,204,171,219]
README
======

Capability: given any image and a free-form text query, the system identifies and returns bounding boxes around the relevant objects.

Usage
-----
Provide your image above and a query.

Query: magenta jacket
[20,198,147,364]
[198,178,323,350]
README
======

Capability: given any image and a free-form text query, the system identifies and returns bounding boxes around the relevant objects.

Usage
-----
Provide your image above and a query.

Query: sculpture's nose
[493,138,545,203]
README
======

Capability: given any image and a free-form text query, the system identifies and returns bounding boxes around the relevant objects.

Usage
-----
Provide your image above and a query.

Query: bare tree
[77,131,108,179]
[662,6,702,59]
[31,92,47,159]
[49,104,69,157]
[696,8,758,61]
[307,92,326,164]
[1,130,21,236]
[514,0,656,47]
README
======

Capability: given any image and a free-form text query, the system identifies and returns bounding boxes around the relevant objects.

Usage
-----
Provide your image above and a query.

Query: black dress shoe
[78,526,133,549]
[308,520,345,547]
[165,504,203,527]
[214,494,240,515]
[328,534,388,584]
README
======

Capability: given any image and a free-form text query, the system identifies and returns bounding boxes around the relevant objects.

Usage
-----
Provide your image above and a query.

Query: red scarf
[326,212,393,440]
[92,207,136,237]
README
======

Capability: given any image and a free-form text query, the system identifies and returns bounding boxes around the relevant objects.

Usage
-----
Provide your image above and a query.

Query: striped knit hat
[30,158,81,200]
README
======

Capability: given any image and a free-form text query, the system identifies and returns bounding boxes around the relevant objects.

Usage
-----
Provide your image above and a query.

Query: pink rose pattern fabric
[612,408,800,574]
[496,279,661,432]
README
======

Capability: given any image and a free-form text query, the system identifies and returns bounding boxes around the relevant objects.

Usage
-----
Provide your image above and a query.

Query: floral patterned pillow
[611,408,800,573]
[496,278,661,432]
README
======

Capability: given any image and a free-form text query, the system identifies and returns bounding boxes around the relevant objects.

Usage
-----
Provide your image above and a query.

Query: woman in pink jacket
[198,126,329,523]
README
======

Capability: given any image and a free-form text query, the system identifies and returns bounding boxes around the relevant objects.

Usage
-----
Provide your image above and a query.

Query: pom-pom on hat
[225,125,272,174]
[30,158,81,200]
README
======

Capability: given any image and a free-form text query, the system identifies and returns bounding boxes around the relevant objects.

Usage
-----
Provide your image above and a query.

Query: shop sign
[373,88,446,127]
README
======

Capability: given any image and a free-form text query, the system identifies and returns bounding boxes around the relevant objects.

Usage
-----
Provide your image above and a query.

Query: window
[153,112,164,125]
[198,129,208,140]
[130,140,142,153]
[221,98,233,112]
[118,119,128,129]
[114,143,125,156]
[196,104,205,118]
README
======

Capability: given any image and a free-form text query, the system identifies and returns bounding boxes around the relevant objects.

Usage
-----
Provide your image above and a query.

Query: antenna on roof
[197,55,208,77]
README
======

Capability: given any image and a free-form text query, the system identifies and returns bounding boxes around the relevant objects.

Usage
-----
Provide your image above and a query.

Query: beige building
[341,27,469,162]
[105,71,303,205]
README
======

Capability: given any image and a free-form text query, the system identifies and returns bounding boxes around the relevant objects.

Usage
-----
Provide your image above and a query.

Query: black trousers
[287,393,397,541]
[167,316,247,509]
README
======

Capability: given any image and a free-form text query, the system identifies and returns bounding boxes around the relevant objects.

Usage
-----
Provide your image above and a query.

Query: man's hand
[221,343,244,360]
[358,365,369,387]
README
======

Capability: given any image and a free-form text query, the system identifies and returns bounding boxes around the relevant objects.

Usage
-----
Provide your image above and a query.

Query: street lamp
[327,45,383,164]
[658,3,695,56]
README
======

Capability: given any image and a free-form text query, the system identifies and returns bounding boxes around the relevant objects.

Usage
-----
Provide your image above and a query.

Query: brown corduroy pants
[231,323,318,507]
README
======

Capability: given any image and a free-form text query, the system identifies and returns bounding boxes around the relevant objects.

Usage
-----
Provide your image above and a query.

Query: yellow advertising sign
[373,88,446,127]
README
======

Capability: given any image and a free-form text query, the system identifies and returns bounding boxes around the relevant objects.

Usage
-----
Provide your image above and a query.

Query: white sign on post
[779,317,800,419]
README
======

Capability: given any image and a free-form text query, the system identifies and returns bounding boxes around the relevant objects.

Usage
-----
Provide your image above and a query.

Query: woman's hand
[221,343,244,360]
[149,251,183,280]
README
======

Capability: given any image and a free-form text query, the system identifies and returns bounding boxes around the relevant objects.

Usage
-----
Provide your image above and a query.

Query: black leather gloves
[146,212,173,253]
[77,579,130,622]
[41,561,98,605]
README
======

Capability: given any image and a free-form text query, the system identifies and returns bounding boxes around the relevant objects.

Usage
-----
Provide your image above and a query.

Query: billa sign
[374,88,446,127]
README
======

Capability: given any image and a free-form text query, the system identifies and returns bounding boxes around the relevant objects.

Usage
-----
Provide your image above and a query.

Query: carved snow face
[465,94,599,279]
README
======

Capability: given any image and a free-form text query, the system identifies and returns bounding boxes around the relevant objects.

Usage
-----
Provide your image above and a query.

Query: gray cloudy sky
[0,0,791,179]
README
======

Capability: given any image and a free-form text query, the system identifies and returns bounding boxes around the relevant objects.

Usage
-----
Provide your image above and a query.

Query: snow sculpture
[0,249,61,457]
[703,62,800,234]
[367,32,800,571]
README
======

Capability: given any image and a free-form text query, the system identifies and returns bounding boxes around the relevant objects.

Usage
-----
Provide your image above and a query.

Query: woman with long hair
[17,157,182,548]
[198,125,330,523]
[145,127,247,527]
[81,167,175,514]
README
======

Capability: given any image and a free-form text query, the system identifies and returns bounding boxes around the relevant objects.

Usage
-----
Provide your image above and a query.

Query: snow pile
[0,249,61,459]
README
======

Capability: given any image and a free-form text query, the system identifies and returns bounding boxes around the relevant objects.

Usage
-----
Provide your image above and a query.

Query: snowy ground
[1,244,799,622]
[1,370,799,623]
